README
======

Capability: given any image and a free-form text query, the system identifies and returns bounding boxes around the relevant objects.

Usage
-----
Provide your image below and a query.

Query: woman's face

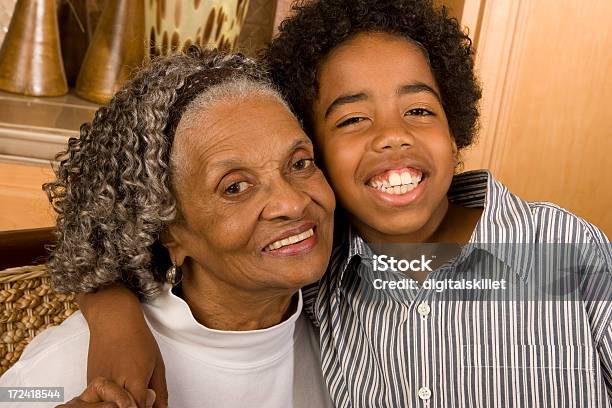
[168,93,335,294]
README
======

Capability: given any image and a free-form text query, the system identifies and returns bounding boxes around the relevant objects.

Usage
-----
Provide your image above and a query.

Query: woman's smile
[263,225,319,256]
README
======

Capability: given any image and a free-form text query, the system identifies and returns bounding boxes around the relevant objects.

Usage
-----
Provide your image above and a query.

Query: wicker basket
[0,264,77,376]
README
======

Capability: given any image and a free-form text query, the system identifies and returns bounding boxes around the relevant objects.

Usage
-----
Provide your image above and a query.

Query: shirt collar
[331,225,368,287]
[337,170,536,287]
[145,285,303,366]
[464,170,535,280]
[348,224,371,259]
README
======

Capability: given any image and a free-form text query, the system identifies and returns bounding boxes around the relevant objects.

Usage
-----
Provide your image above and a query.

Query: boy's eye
[406,108,433,116]
[225,181,252,195]
[292,158,315,171]
[337,117,366,127]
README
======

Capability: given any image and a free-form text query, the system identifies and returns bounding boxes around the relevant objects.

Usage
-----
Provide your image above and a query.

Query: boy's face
[312,32,458,242]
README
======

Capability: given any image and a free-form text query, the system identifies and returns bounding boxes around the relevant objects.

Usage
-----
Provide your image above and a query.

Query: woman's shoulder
[0,311,89,399]
[11,311,89,363]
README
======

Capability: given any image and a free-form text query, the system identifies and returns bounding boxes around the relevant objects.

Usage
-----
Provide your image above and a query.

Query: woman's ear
[160,227,187,267]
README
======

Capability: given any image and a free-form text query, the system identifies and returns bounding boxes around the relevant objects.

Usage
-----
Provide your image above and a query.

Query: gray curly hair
[43,47,287,299]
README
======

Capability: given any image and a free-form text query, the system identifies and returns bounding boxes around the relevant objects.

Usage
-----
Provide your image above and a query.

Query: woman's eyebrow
[398,82,441,103]
[209,139,312,172]
[285,138,313,155]
[210,158,244,170]
[324,92,367,119]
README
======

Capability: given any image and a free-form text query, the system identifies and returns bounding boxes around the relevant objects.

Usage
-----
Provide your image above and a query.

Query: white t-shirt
[0,287,332,408]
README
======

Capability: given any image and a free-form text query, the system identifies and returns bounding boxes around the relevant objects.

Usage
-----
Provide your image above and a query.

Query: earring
[166,263,183,286]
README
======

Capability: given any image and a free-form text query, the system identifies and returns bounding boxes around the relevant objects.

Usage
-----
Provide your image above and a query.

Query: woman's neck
[179,268,297,331]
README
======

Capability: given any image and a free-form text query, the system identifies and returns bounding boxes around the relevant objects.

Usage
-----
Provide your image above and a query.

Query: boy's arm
[587,225,612,400]
[597,326,612,401]
[78,285,168,408]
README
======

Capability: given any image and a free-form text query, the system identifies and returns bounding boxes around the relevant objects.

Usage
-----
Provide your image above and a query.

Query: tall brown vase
[58,0,89,86]
[75,0,145,104]
[0,0,68,96]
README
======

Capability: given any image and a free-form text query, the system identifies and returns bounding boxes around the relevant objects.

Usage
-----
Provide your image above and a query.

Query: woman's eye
[337,117,366,127]
[406,108,433,116]
[292,158,315,171]
[225,181,251,195]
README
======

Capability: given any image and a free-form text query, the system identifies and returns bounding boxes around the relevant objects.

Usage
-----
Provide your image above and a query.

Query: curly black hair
[262,0,481,149]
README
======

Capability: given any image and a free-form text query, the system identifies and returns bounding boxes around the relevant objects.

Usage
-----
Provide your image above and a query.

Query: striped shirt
[303,170,612,407]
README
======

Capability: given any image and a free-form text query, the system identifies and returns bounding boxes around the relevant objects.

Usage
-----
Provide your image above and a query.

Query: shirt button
[417,301,431,317]
[418,386,432,400]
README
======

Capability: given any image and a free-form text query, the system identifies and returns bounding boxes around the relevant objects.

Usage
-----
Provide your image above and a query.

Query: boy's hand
[87,327,167,408]
[56,377,155,408]
[78,286,169,408]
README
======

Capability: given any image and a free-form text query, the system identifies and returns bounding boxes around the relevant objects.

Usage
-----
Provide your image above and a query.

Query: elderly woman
[0,47,335,408]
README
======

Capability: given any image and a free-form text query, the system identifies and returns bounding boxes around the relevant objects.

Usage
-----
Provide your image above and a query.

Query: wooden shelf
[0,89,97,164]
[0,90,97,231]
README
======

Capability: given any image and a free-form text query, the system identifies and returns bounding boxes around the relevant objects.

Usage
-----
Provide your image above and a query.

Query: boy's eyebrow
[324,93,367,118]
[398,82,442,103]
[323,82,441,119]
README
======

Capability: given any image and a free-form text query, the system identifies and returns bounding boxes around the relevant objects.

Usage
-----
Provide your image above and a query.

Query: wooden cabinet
[0,162,55,231]
[457,0,612,236]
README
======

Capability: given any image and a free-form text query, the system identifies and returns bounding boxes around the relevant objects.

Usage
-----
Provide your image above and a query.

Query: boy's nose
[261,178,311,221]
[371,125,416,152]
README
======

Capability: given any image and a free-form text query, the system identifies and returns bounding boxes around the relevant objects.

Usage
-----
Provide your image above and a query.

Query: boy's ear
[450,136,459,157]
[450,138,464,173]
[160,227,187,266]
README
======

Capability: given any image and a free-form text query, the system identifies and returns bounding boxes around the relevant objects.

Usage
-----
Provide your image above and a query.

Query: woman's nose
[371,121,416,152]
[261,178,311,221]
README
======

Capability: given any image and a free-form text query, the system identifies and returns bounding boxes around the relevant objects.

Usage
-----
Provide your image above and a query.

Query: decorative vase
[75,0,145,104]
[0,0,18,48]
[146,0,250,57]
[57,0,89,86]
[0,0,67,96]
[84,0,106,40]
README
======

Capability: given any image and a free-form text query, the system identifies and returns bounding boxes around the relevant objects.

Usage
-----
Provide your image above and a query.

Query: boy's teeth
[265,228,314,251]
[367,168,423,194]
[389,173,401,186]
[401,172,412,184]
